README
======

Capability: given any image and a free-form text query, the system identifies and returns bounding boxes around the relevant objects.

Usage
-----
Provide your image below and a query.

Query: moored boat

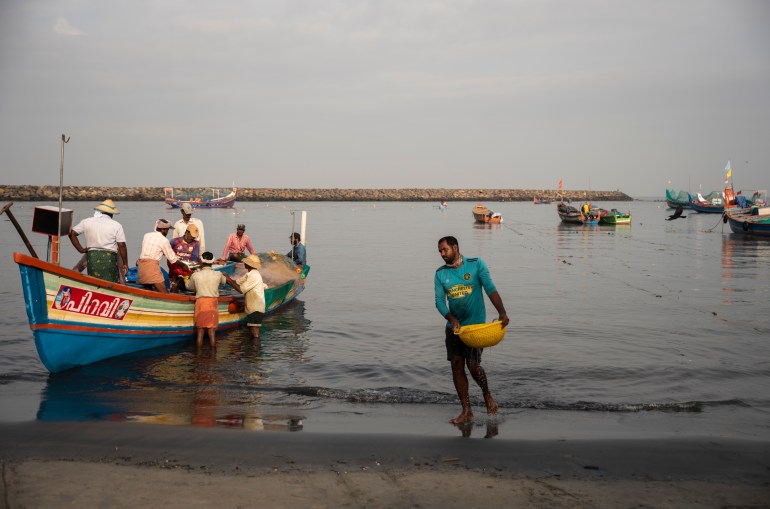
[472,203,502,223]
[164,187,237,209]
[556,201,584,224]
[533,196,553,205]
[690,191,725,213]
[14,251,309,373]
[723,206,770,237]
[666,188,692,209]
[600,209,631,225]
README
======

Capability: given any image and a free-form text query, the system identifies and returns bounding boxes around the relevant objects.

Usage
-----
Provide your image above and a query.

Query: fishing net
[666,189,691,203]
[242,251,300,288]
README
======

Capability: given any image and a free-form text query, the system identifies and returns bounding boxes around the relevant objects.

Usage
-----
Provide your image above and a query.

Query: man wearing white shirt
[68,199,128,283]
[137,219,181,293]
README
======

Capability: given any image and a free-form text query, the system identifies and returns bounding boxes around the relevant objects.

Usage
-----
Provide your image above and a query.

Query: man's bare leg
[468,359,499,416]
[153,282,167,293]
[207,328,216,348]
[450,356,474,424]
[196,329,205,348]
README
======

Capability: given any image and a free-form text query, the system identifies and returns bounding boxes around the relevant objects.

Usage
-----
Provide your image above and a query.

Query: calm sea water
[1,200,769,437]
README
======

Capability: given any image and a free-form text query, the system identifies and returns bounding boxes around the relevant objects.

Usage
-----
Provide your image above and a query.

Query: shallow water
[1,200,769,437]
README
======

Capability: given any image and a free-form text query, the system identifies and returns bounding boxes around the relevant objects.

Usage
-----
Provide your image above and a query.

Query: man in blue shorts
[435,235,509,424]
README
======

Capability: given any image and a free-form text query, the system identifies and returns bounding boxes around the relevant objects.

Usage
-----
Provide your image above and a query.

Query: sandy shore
[1,421,768,508]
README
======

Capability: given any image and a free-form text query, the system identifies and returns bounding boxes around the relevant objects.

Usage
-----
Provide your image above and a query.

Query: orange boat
[472,203,502,224]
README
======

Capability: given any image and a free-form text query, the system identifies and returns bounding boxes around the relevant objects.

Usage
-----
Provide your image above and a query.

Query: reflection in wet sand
[36,300,312,432]
[453,419,500,439]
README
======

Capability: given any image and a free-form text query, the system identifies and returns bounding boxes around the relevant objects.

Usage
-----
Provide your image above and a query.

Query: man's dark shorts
[246,311,264,327]
[445,327,482,362]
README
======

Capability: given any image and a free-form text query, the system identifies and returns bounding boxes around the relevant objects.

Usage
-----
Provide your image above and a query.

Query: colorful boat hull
[14,252,308,372]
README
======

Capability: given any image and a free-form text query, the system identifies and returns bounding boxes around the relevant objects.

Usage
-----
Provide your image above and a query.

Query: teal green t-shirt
[434,257,497,328]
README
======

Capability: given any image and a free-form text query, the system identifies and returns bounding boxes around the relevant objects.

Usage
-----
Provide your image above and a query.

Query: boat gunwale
[14,252,237,304]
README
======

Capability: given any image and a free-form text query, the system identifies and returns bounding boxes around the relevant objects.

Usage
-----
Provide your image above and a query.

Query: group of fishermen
[67,199,307,347]
[68,199,306,291]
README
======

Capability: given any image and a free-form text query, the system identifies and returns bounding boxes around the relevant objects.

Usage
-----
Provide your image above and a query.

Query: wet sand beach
[1,421,768,508]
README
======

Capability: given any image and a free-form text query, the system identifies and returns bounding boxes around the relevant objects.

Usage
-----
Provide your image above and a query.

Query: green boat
[600,209,631,225]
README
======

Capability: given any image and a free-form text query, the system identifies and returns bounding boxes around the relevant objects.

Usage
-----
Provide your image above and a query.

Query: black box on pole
[32,206,73,236]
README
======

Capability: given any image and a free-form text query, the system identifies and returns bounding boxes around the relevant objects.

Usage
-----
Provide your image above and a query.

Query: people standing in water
[186,252,239,349]
[68,199,128,283]
[286,232,306,267]
[172,203,206,252]
[434,235,509,424]
[221,224,255,262]
[229,255,268,343]
[136,219,181,293]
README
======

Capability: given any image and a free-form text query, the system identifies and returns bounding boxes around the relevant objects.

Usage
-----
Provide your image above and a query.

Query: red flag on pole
[558,179,563,190]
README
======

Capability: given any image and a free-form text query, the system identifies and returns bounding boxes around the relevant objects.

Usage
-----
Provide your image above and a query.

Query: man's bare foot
[484,393,499,416]
[449,410,474,424]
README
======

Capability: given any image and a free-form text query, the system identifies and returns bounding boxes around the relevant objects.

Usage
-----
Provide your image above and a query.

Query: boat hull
[725,210,770,237]
[690,200,724,213]
[665,189,692,209]
[600,212,631,225]
[472,204,502,223]
[14,252,307,372]
[472,212,502,224]
[165,195,236,209]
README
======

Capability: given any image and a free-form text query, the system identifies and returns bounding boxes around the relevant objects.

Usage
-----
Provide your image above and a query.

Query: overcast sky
[1,0,768,196]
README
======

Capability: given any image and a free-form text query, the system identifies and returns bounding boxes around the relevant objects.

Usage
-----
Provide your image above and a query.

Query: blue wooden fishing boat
[14,251,309,373]
[723,206,770,237]
[690,191,725,213]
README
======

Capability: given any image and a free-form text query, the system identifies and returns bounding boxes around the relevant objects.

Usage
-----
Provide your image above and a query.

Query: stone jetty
[0,185,632,202]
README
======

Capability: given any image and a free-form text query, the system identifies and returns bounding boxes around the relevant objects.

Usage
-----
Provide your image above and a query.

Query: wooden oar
[1,202,39,258]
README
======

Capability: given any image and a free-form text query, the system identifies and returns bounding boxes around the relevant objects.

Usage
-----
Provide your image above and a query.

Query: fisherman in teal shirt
[435,235,509,425]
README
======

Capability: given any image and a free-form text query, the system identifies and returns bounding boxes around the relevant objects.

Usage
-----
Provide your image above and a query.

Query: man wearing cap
[68,199,128,283]
[231,255,268,342]
[172,203,206,252]
[136,219,182,293]
[168,224,201,292]
[186,251,239,348]
[286,232,306,267]
[221,224,255,262]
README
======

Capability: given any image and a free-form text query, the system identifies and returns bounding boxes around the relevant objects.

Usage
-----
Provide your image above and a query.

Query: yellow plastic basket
[454,321,506,348]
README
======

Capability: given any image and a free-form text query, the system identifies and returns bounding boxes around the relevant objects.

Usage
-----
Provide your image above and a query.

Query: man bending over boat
[68,199,128,283]
[137,219,183,293]
[228,255,268,343]
[435,236,509,425]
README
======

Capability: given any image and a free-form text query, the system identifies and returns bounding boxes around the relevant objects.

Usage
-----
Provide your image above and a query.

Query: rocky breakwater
[0,186,632,202]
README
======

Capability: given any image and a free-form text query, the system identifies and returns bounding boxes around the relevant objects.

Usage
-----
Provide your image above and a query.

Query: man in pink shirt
[221,224,255,262]
[137,219,182,293]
